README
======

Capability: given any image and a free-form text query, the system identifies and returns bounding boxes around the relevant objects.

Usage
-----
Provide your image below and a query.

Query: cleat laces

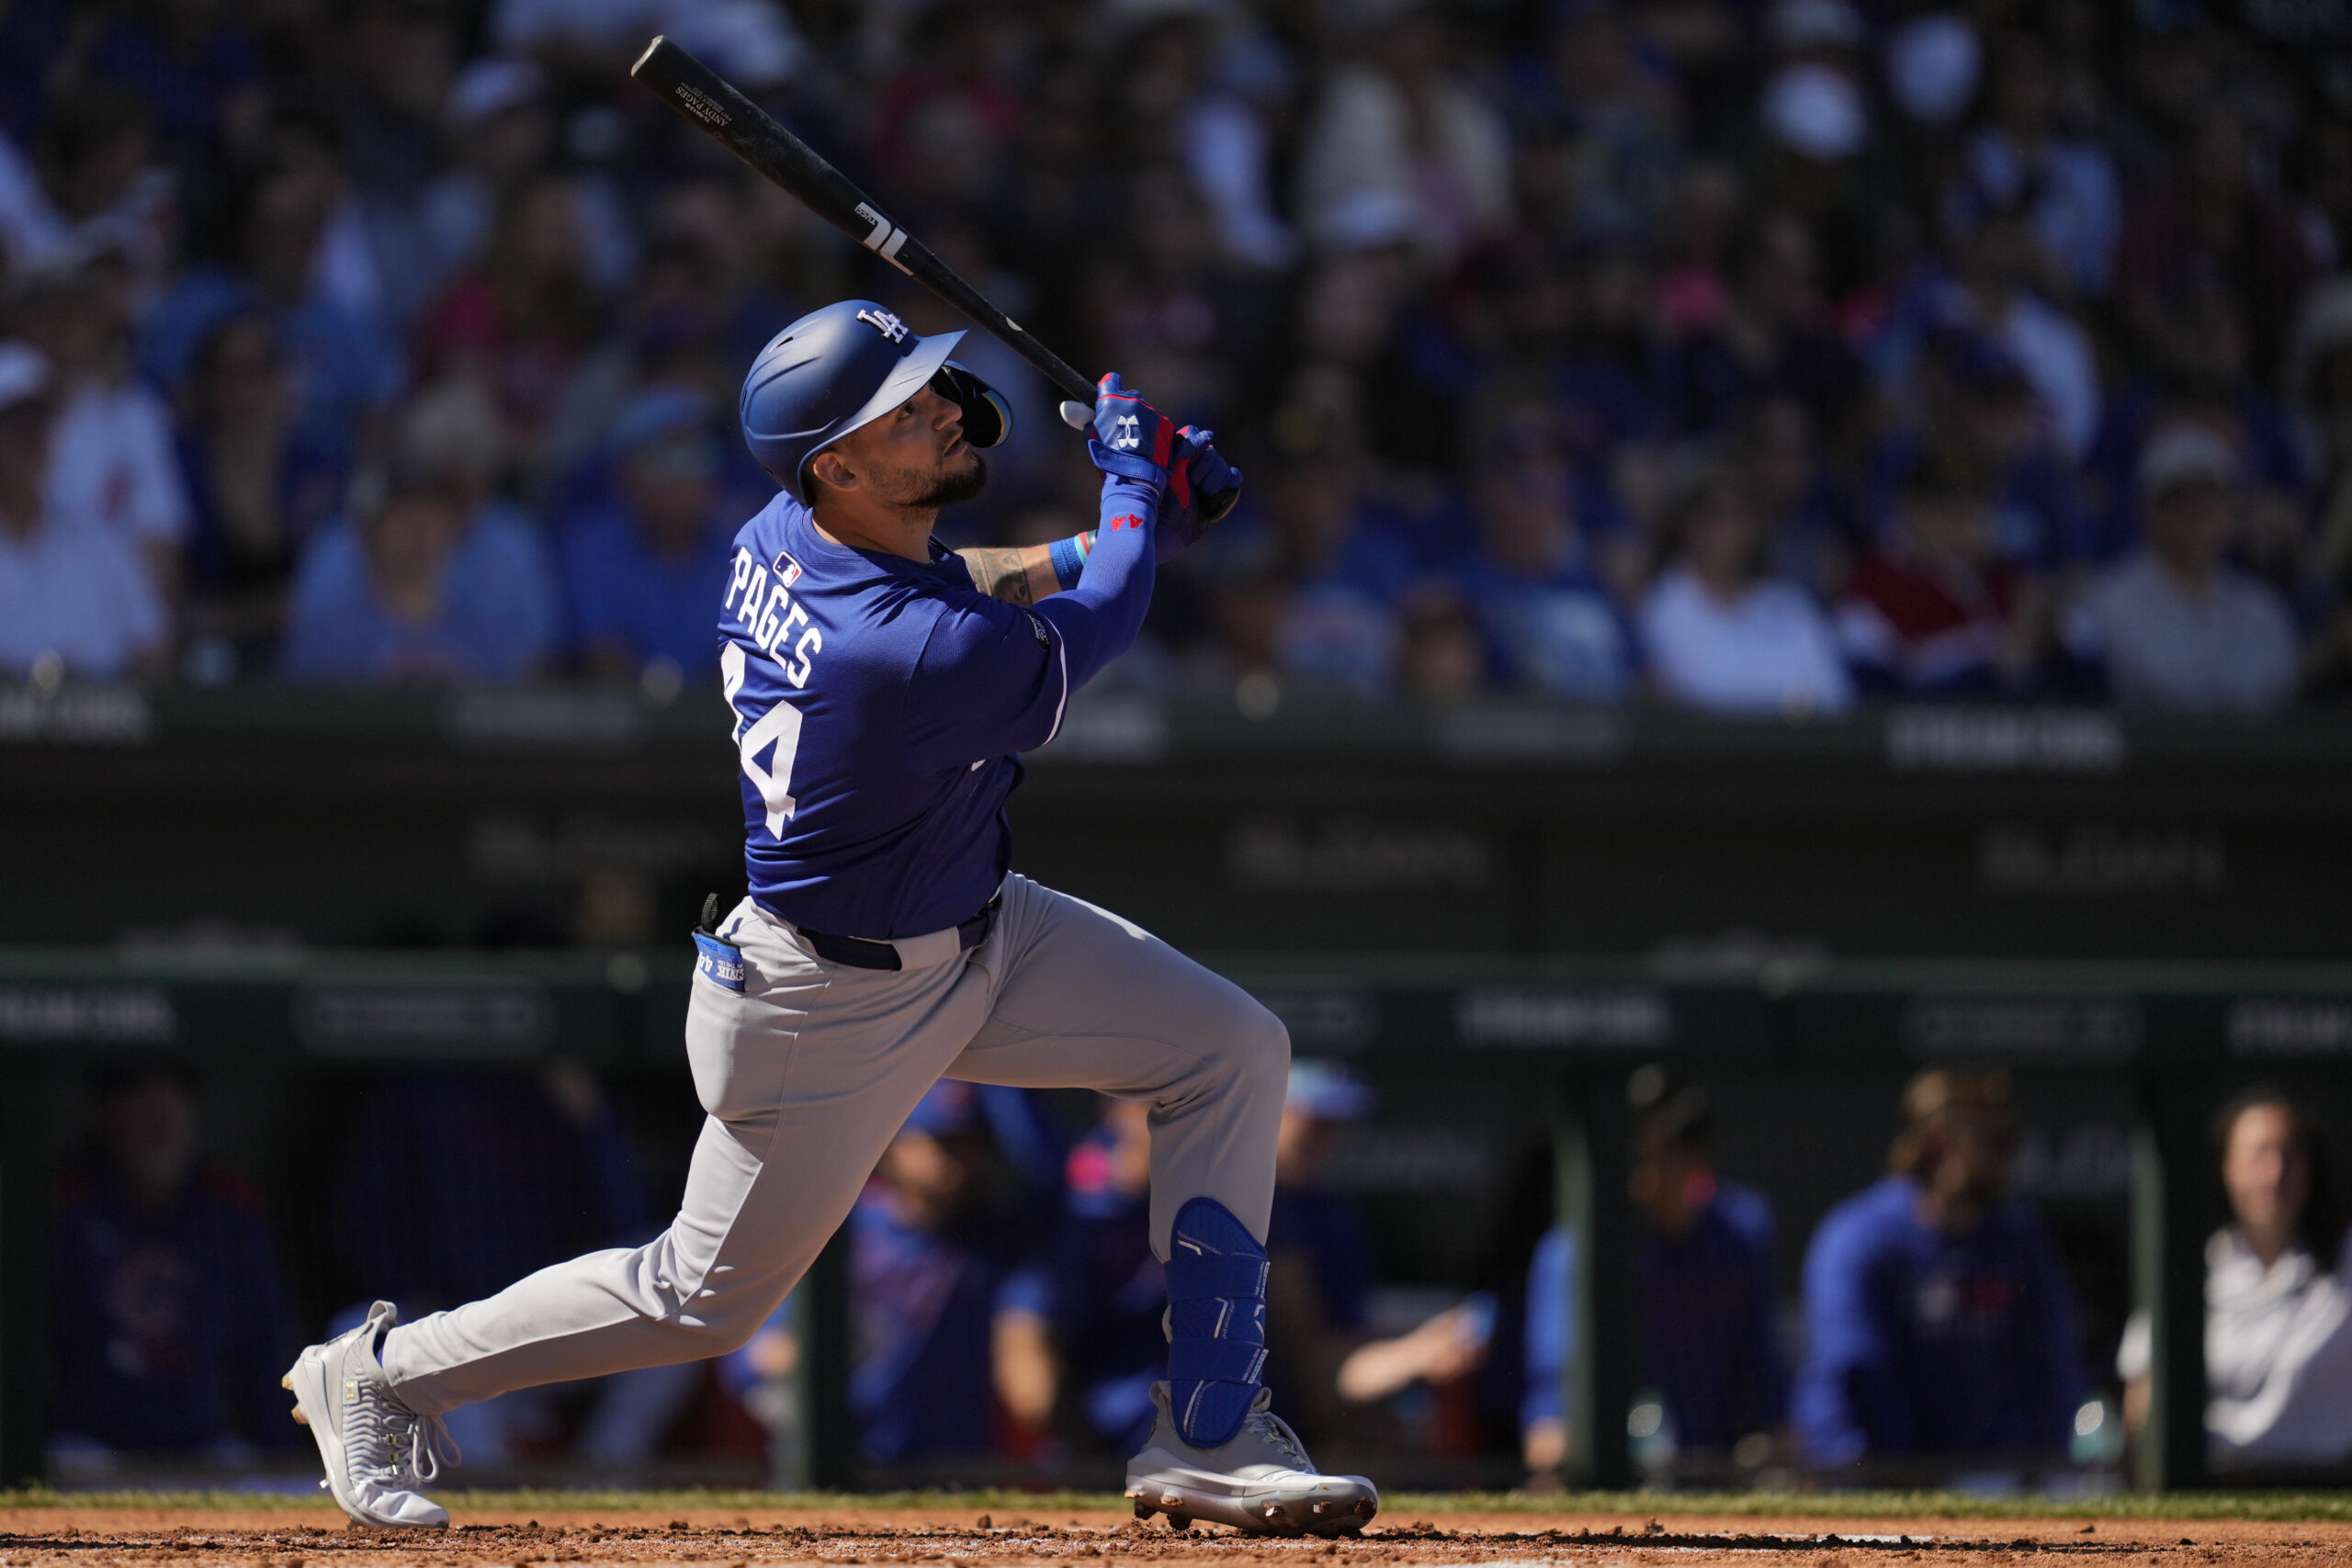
[348,1383,460,1488]
[1244,1392,1311,1471]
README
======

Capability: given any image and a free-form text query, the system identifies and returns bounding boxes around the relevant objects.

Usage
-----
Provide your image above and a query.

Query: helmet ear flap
[933,363,1013,448]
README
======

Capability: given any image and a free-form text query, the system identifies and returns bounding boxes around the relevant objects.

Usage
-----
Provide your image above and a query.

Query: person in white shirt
[1637,470,1852,715]
[1294,6,1511,268]
[8,260,190,592]
[0,343,168,679]
[2120,1088,2352,1471]
[2074,423,2299,713]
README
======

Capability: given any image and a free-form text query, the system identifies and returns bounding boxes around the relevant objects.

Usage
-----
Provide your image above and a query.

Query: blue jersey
[716,480,1156,938]
[1793,1174,2084,1464]
[1521,1180,1785,1449]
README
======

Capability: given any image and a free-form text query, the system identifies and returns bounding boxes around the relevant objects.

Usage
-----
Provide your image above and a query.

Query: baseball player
[282,300,1379,1536]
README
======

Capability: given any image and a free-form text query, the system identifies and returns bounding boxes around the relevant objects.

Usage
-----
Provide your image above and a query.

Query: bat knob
[1059,400,1093,432]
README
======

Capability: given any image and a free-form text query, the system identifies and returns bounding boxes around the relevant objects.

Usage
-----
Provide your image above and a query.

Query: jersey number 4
[721,642,801,838]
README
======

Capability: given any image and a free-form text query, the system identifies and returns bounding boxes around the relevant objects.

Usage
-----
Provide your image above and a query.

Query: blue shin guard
[1165,1197,1270,1450]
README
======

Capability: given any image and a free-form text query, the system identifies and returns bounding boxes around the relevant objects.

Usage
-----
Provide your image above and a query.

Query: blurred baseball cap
[2137,423,2238,499]
[900,1080,982,1138]
[1763,64,1867,161]
[448,56,544,126]
[612,386,720,479]
[1929,325,2029,397]
[0,341,52,412]
[1286,1059,1374,1122]
[1770,0,1865,52]
[1313,188,1419,254]
[1885,13,1980,125]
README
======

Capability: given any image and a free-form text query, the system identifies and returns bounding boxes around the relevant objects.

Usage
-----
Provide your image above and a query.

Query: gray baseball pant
[381,872,1289,1416]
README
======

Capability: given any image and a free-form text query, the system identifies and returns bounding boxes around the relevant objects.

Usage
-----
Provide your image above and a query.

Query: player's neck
[810,491,938,562]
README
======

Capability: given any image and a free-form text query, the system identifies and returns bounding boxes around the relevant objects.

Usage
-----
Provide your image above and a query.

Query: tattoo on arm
[958,546,1037,606]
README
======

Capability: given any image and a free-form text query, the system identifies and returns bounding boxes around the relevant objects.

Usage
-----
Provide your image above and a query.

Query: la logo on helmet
[855,308,909,342]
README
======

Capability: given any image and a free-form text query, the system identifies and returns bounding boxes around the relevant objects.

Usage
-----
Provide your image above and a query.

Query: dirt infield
[6,1501,2350,1568]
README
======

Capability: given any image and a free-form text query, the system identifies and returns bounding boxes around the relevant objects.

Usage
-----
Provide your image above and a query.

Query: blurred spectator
[559,388,738,684]
[2119,1087,2352,1470]
[175,313,349,671]
[142,159,402,468]
[1929,173,2102,462]
[0,342,168,679]
[1198,451,1417,699]
[1396,583,1487,701]
[415,174,607,489]
[1794,1069,2085,1468]
[9,258,189,592]
[335,1066,697,1472]
[0,87,176,303]
[2071,423,2298,713]
[1510,6,1682,246]
[726,1082,1030,1468]
[2120,108,2318,389]
[1295,4,1511,268]
[1264,1061,1490,1447]
[279,458,553,682]
[993,1096,1167,1458]
[50,1062,295,1472]
[1637,469,1852,714]
[1743,393,1860,599]
[1838,446,2051,697]
[400,378,560,670]
[1965,32,2120,299]
[1672,208,1865,446]
[1124,8,1296,271]
[1456,426,1634,702]
[1523,1070,1784,1483]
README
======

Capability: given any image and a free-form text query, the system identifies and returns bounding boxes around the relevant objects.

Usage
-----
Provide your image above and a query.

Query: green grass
[5,1488,2352,1522]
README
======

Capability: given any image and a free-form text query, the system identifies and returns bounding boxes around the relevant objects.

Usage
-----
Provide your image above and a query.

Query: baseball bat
[630,35,1099,430]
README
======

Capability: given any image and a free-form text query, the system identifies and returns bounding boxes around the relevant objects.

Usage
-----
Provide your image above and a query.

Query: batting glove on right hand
[1155,425,1243,563]
[1085,372,1179,494]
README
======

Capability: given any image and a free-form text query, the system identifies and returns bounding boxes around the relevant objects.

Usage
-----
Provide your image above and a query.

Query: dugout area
[5,687,2352,1494]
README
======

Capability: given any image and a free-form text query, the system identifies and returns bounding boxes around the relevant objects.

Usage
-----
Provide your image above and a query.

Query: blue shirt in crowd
[51,1164,296,1453]
[1522,1180,1785,1449]
[278,509,557,683]
[560,504,738,678]
[845,1188,1001,1466]
[1793,1174,2084,1465]
[997,1131,1169,1455]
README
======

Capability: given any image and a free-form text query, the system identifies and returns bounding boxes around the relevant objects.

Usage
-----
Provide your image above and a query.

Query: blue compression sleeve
[1046,532,1094,592]
[1032,478,1157,693]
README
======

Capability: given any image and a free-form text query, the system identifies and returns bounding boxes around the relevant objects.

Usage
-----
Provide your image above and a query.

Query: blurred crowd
[48,1056,2352,1485]
[5,0,2352,712]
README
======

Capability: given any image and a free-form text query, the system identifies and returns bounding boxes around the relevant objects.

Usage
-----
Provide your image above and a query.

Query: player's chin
[914,451,989,508]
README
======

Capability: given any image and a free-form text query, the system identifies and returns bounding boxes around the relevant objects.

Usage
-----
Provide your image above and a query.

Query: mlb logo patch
[693,931,746,993]
[772,552,804,587]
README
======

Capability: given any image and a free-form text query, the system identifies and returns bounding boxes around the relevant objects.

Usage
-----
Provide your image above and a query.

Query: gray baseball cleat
[1125,1381,1377,1537]
[282,1300,459,1529]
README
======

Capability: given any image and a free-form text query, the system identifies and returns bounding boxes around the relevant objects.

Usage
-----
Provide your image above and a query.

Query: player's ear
[807,447,855,494]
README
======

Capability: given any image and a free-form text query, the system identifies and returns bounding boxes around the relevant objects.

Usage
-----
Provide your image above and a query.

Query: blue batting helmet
[739,299,1012,502]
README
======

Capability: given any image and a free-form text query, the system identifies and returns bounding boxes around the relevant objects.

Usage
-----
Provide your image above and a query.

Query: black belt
[796,897,1000,971]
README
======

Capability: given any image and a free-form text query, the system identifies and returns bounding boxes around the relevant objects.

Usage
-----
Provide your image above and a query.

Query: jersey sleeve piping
[1043,634,1069,747]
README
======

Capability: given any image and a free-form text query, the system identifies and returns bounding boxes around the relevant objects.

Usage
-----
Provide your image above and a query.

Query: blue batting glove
[1156,425,1243,563]
[1084,372,1178,493]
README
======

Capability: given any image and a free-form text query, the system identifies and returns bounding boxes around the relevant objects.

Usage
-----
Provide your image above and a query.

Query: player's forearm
[1033,482,1157,689]
[957,535,1098,607]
